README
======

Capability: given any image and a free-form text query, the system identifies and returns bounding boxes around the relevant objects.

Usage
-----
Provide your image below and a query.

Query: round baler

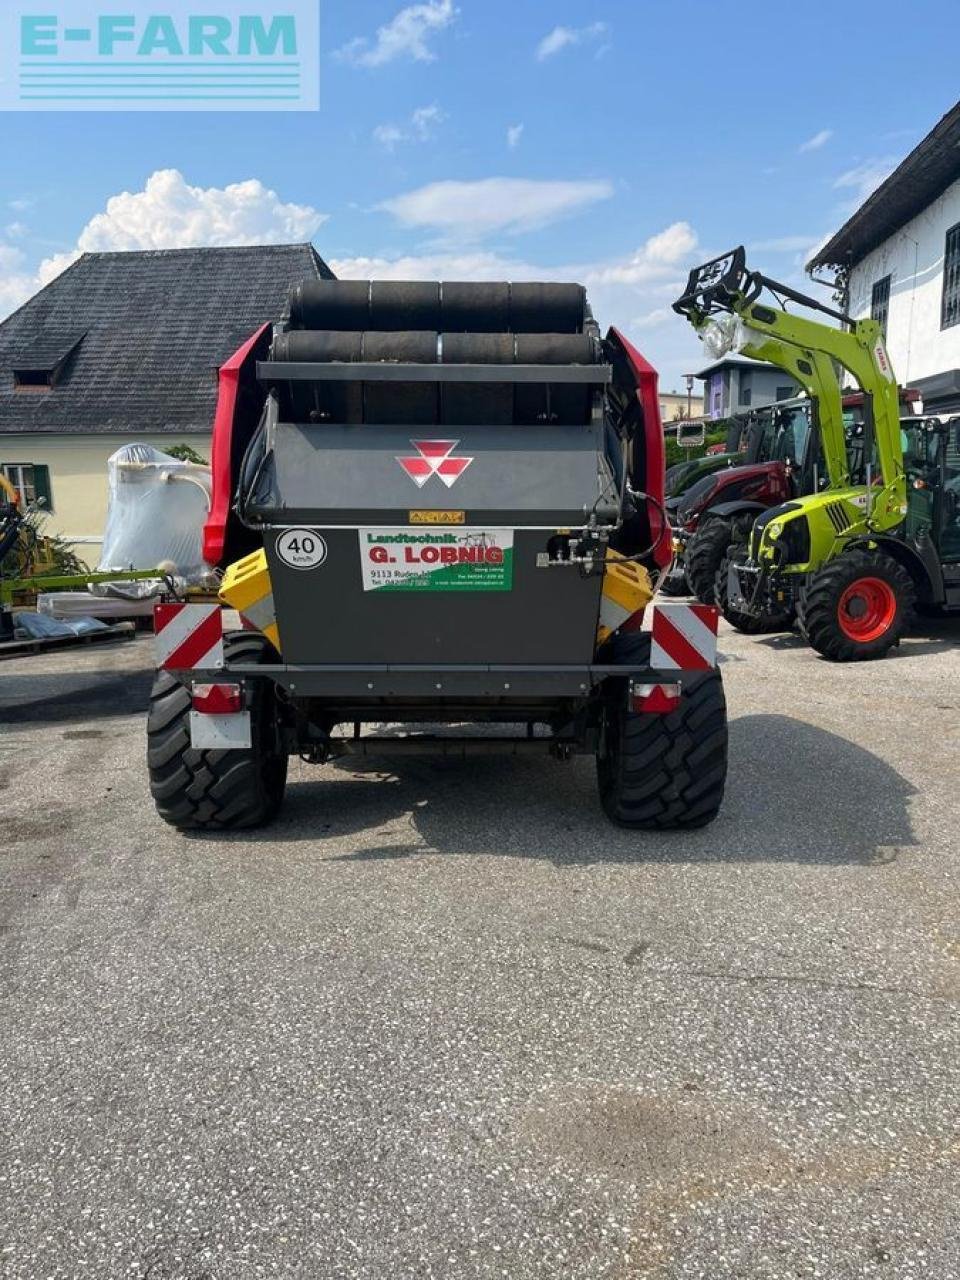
[147,279,728,831]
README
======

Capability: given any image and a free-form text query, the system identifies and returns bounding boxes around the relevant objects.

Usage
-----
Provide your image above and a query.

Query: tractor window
[902,425,938,473]
[750,413,778,462]
[772,407,811,464]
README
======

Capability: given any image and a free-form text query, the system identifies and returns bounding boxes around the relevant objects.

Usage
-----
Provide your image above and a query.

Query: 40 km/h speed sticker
[276,528,328,570]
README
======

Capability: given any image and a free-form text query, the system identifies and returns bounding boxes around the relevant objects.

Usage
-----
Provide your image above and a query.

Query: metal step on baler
[147,279,728,832]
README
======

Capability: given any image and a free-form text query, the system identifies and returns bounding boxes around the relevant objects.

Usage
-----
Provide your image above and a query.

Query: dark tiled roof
[807,99,960,272]
[0,243,332,435]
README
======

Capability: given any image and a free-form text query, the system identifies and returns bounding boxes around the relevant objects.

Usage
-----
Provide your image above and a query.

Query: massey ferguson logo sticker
[396,440,473,489]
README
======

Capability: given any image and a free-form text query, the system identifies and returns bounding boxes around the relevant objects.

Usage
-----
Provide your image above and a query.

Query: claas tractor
[672,386,917,613]
[147,278,728,831]
[674,247,960,659]
[666,397,823,608]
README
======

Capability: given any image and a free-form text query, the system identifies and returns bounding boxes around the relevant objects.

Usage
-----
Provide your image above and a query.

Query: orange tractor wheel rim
[837,577,897,642]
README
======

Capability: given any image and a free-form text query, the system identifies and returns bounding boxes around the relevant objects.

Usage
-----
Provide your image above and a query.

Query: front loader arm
[674,247,905,519]
[732,333,849,487]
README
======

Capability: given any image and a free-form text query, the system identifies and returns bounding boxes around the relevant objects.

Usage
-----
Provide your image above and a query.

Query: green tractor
[674,247,960,660]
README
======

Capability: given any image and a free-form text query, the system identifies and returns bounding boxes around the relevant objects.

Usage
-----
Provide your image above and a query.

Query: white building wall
[0,431,210,568]
[846,174,960,386]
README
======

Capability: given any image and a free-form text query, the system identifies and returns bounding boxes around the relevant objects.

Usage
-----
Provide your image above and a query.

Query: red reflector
[630,681,682,714]
[192,682,243,714]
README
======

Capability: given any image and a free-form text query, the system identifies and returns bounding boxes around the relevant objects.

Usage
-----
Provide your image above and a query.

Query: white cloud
[506,123,524,150]
[4,221,27,239]
[585,221,697,284]
[630,307,672,330]
[374,104,445,150]
[0,169,328,319]
[330,249,534,282]
[337,0,456,68]
[378,176,614,238]
[61,169,325,255]
[373,123,405,150]
[8,198,33,213]
[833,158,897,207]
[411,104,444,137]
[536,22,607,60]
[799,129,833,153]
[0,242,36,316]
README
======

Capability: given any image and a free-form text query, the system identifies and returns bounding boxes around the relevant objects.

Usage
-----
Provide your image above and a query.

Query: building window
[13,368,54,390]
[709,373,723,419]
[942,223,960,329]
[871,275,891,338]
[739,372,752,407]
[775,385,795,401]
[1,463,53,511]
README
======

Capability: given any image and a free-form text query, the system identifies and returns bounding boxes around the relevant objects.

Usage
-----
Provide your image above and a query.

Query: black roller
[515,334,596,426]
[440,282,510,333]
[288,277,587,334]
[369,282,441,332]
[441,332,515,426]
[509,283,586,334]
[272,331,364,423]
[362,330,438,363]
[515,333,597,364]
[272,330,363,362]
[441,332,515,363]
[289,280,369,331]
[362,330,438,425]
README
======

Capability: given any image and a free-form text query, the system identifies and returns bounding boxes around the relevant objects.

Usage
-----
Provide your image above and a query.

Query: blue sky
[1,0,957,389]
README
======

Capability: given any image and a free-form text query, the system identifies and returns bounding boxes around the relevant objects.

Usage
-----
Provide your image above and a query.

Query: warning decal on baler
[359,529,513,592]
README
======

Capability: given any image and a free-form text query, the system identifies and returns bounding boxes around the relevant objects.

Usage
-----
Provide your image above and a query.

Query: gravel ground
[1,617,959,1279]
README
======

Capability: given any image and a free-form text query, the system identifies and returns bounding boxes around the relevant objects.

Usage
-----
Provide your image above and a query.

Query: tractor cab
[902,415,960,565]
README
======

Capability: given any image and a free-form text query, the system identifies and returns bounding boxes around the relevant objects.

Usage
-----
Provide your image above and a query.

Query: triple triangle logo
[396,440,474,489]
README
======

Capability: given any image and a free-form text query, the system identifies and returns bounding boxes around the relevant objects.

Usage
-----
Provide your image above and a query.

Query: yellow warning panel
[409,510,465,524]
[219,548,281,652]
[597,549,654,646]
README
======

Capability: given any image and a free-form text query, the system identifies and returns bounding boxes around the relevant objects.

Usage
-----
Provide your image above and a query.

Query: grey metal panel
[257,361,611,384]
[263,528,603,665]
[251,421,613,524]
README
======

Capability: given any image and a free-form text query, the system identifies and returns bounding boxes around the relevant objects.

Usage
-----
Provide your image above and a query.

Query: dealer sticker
[359,528,513,593]
[276,528,327,570]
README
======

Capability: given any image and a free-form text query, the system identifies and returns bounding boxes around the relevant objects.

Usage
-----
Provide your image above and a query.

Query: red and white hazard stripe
[650,602,718,671]
[154,603,224,671]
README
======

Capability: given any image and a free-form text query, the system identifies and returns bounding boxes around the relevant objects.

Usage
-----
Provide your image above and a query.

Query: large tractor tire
[147,632,288,831]
[685,518,733,604]
[596,633,727,830]
[658,565,691,596]
[798,548,915,662]
[714,546,796,635]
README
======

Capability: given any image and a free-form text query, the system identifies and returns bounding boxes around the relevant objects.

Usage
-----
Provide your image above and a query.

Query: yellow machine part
[596,549,654,646]
[219,548,281,652]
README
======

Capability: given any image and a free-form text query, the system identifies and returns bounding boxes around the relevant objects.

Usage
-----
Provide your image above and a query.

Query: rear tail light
[192,682,243,714]
[629,681,682,714]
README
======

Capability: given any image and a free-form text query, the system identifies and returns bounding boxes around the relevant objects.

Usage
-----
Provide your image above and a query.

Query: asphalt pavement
[1,617,959,1279]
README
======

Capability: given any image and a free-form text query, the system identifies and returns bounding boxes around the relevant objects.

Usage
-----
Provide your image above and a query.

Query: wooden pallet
[0,621,137,660]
